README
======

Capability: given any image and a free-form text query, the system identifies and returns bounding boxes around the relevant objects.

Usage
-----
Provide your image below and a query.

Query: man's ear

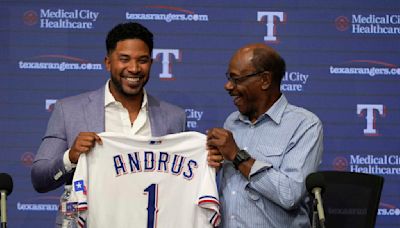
[104,55,111,71]
[261,72,272,90]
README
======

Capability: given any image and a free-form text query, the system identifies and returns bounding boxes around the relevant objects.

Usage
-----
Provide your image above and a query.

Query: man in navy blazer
[31,22,186,205]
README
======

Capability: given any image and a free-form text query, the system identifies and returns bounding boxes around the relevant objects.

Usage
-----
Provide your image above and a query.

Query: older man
[207,43,323,227]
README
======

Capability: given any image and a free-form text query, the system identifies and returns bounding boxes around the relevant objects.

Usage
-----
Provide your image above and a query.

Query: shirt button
[231,191,236,195]
[230,215,235,220]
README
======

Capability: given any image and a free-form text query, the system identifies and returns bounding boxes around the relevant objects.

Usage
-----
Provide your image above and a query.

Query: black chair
[306,171,384,228]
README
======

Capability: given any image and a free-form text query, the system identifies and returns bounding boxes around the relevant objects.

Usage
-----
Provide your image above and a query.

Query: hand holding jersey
[69,132,102,164]
[207,128,255,177]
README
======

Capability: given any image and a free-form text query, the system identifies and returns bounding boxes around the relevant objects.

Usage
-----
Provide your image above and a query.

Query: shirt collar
[104,80,148,109]
[265,94,287,124]
[235,94,288,125]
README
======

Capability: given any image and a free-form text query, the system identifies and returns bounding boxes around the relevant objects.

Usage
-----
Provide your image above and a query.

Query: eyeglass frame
[225,70,269,85]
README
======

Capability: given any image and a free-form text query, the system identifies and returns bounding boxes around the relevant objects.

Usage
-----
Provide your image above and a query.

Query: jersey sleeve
[70,153,89,228]
[197,165,221,227]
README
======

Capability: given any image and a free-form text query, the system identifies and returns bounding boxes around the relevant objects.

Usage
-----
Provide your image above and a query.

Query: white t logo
[45,99,57,111]
[152,49,181,79]
[357,104,385,135]
[257,11,286,42]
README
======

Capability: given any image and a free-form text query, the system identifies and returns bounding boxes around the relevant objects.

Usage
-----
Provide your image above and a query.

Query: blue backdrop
[1,0,400,227]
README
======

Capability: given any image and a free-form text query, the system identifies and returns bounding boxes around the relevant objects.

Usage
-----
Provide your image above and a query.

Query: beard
[110,73,148,98]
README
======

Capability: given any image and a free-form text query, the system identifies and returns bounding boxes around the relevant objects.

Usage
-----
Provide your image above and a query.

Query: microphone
[306,172,325,228]
[0,173,13,228]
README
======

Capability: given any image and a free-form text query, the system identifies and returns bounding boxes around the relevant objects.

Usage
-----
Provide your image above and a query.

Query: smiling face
[225,44,285,122]
[105,39,152,100]
[225,47,268,121]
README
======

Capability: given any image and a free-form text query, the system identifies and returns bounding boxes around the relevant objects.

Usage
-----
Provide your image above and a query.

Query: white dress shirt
[63,81,151,170]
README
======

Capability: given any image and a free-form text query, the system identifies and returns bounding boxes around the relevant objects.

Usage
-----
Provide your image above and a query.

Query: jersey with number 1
[70,131,220,228]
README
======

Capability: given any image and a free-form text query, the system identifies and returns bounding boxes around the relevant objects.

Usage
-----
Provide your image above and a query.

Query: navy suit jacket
[31,86,186,193]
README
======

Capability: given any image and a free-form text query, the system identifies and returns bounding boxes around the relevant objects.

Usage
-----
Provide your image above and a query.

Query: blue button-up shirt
[219,94,324,228]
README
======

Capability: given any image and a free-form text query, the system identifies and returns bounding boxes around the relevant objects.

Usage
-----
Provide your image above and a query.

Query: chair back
[306,171,384,228]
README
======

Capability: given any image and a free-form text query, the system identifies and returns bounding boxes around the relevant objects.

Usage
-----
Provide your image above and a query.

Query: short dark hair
[106,22,153,55]
[251,47,286,85]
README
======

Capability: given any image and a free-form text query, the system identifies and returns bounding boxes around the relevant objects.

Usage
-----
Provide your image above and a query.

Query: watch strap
[233,149,251,169]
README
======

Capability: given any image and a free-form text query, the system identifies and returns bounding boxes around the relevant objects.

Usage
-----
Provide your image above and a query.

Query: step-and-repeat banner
[1,0,399,227]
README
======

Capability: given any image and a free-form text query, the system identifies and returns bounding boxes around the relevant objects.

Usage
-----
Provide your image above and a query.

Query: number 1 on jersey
[144,184,158,228]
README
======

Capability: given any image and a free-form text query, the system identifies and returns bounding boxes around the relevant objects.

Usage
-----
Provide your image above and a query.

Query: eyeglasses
[225,71,268,85]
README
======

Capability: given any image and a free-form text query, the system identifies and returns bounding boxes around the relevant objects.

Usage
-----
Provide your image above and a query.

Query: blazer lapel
[148,94,166,137]
[85,87,105,133]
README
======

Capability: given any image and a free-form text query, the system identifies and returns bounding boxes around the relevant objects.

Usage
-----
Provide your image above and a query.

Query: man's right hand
[69,132,102,164]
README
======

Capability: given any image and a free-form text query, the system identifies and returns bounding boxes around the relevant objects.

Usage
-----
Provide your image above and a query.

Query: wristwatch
[233,149,251,169]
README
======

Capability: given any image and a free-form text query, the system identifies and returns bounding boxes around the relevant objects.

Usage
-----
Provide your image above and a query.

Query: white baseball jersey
[70,131,220,228]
